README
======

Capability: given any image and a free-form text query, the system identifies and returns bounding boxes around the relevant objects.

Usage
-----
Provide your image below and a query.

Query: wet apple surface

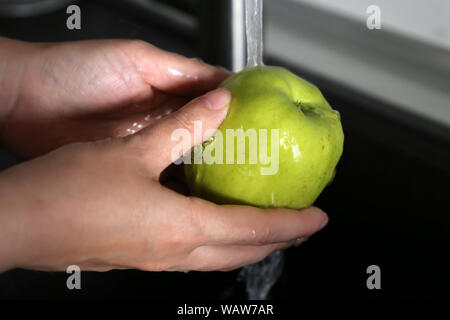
[185,66,344,208]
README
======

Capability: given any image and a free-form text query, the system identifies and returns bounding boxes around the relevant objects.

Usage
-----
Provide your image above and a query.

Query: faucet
[199,0,247,72]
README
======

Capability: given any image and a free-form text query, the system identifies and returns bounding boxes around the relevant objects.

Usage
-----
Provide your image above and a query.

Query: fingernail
[204,89,231,110]
[319,215,329,230]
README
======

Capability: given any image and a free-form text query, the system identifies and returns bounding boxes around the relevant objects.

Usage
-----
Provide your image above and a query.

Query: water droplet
[168,67,183,77]
[167,67,199,80]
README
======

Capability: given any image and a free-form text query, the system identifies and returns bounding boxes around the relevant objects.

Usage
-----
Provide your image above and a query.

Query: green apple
[184,65,344,209]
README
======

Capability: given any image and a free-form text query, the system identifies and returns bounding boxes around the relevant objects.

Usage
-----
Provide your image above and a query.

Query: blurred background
[0,0,449,299]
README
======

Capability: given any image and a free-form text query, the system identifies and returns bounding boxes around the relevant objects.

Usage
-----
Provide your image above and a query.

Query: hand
[0,38,230,158]
[0,89,328,272]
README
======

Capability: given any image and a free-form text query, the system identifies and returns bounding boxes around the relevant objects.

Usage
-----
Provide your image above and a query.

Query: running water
[238,250,285,300]
[245,0,264,68]
[237,0,285,301]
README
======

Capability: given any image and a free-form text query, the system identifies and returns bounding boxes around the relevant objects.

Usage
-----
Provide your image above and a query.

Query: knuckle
[124,39,151,52]
[166,229,200,252]
[172,109,197,133]
[166,232,188,248]
[162,197,208,250]
[256,227,277,245]
[125,133,148,157]
[117,133,155,175]
[188,57,205,66]
[193,262,215,272]
[140,262,171,272]
[183,197,209,245]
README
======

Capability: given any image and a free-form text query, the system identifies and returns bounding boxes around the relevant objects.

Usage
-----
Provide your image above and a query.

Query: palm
[1,40,229,158]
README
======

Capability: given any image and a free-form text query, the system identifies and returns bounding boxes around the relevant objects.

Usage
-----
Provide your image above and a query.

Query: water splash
[245,0,264,68]
[238,250,285,300]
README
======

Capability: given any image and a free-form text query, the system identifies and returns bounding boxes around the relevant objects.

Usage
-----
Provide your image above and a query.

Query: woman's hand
[0,37,230,158]
[0,88,328,273]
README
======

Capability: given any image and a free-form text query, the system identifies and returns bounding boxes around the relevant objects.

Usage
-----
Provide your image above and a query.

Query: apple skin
[184,65,344,209]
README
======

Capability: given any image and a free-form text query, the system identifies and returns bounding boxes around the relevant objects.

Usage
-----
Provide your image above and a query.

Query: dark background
[0,0,449,300]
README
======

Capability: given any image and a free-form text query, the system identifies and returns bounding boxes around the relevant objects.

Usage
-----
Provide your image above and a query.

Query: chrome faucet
[199,0,247,72]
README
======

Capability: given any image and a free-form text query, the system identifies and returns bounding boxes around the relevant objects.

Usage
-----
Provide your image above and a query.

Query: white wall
[266,0,450,127]
[293,0,450,51]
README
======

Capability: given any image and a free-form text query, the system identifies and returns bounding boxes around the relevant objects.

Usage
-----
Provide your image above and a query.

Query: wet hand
[0,38,229,158]
[0,89,328,272]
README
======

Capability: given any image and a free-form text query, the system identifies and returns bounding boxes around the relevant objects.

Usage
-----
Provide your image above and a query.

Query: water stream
[245,0,264,68]
[238,250,285,300]
[237,0,285,301]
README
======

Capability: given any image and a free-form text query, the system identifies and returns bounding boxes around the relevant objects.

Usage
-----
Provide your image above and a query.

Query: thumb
[138,88,231,176]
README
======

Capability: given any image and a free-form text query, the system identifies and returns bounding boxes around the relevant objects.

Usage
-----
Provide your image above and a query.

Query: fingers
[138,88,231,176]
[192,199,328,246]
[183,242,294,272]
[124,40,232,96]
